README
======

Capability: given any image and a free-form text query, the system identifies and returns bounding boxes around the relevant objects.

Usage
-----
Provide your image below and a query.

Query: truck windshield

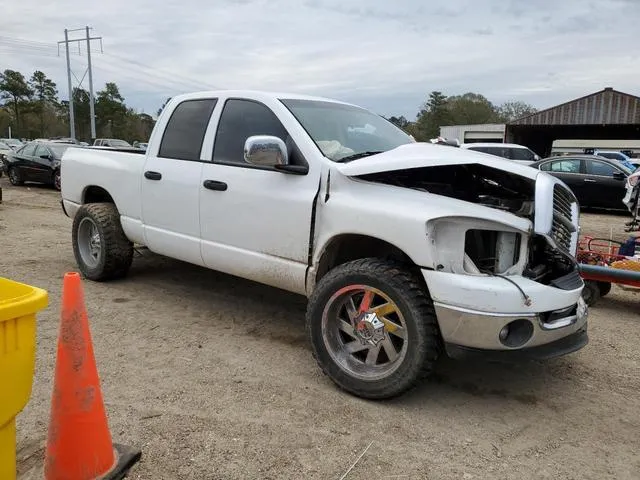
[280,99,413,162]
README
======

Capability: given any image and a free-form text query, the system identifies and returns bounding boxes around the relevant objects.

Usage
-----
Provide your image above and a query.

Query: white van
[460,142,540,165]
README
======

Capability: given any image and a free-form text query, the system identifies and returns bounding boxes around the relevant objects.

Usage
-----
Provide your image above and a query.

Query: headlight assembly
[426,217,530,276]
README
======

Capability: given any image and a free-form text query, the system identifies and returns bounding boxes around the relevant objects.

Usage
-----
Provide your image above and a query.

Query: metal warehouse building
[440,123,505,144]
[505,87,640,157]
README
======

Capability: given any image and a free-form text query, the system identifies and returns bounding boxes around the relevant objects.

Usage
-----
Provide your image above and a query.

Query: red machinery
[577,236,640,305]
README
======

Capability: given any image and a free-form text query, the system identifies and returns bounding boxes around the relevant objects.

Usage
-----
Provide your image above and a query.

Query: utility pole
[58,27,103,141]
[63,28,75,140]
[86,26,96,139]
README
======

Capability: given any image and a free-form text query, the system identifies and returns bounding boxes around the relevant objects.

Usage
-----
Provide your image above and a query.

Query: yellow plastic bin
[0,277,48,480]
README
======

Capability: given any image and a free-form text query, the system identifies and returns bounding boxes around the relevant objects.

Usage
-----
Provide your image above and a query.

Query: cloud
[0,0,638,121]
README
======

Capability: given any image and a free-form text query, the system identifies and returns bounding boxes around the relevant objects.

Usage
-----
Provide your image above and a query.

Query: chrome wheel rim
[77,217,101,268]
[54,172,61,190]
[9,168,18,184]
[321,285,408,381]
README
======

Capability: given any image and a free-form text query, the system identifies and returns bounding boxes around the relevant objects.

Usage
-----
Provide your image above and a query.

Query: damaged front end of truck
[337,143,588,360]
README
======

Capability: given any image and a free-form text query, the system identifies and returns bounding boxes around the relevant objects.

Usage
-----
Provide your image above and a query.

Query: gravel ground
[2,178,639,480]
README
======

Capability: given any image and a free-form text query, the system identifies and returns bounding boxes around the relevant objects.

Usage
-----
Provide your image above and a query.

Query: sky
[1,0,639,120]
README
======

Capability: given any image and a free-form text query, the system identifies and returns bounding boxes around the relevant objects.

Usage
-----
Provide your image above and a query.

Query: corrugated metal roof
[509,88,640,126]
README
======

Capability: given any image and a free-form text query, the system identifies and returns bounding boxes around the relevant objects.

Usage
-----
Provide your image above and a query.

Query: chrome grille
[553,185,573,219]
[551,184,576,252]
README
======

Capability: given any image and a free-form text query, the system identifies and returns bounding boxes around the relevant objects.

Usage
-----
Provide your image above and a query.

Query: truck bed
[61,146,147,222]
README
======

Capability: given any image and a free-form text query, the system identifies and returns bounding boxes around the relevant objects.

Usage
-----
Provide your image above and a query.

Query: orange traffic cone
[44,272,141,480]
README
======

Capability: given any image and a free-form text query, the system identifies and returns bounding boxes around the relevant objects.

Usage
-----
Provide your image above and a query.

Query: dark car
[5,141,74,191]
[529,155,634,210]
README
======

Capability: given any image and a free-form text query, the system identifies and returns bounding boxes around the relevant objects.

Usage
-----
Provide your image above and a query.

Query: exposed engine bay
[524,234,580,288]
[357,164,536,219]
[358,164,580,289]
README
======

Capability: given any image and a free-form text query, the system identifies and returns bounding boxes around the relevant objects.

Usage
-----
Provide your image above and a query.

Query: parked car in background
[4,140,74,191]
[460,142,540,164]
[49,137,81,145]
[92,138,133,148]
[0,141,13,176]
[623,168,640,215]
[132,141,148,151]
[0,141,13,158]
[0,138,24,151]
[591,150,639,171]
[529,155,633,210]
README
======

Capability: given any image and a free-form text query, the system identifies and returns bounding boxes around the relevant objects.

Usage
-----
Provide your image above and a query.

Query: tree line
[0,68,155,143]
[1,67,537,145]
[385,91,537,141]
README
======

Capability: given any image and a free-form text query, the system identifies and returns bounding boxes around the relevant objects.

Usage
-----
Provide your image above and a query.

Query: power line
[102,51,218,91]
[0,41,199,100]
[91,63,194,95]
[0,34,218,92]
[0,47,61,59]
[0,35,57,48]
[94,57,211,93]
[1,33,225,123]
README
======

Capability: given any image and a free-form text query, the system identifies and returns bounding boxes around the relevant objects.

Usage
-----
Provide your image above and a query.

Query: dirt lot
[2,178,639,480]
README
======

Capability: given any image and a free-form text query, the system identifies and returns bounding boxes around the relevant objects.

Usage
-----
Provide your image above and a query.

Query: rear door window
[158,98,218,161]
[549,159,581,173]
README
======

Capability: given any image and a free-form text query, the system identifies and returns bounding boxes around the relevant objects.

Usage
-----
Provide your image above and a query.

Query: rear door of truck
[140,97,218,266]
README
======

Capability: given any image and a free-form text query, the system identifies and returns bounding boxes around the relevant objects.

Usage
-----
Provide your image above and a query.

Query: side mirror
[534,154,540,161]
[244,135,288,167]
[613,172,626,181]
[40,154,51,160]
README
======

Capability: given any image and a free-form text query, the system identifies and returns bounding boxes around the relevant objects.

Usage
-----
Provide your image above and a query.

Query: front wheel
[306,258,440,399]
[72,202,134,281]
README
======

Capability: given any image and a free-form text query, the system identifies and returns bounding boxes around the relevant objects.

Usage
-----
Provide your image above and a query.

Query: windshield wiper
[335,151,384,163]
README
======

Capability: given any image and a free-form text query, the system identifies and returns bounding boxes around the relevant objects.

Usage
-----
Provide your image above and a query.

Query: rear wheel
[8,167,23,186]
[72,203,133,281]
[307,258,440,399]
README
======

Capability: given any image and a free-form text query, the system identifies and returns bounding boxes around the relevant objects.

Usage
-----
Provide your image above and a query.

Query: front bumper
[422,269,588,356]
[445,324,588,362]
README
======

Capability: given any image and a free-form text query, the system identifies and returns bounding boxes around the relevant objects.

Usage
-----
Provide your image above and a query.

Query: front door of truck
[199,98,320,294]
[140,98,218,266]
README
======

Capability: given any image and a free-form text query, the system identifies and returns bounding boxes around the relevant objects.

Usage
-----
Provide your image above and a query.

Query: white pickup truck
[60,90,588,399]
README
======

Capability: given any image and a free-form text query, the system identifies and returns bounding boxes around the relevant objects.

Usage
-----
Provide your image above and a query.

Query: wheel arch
[313,234,417,287]
[82,185,116,206]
